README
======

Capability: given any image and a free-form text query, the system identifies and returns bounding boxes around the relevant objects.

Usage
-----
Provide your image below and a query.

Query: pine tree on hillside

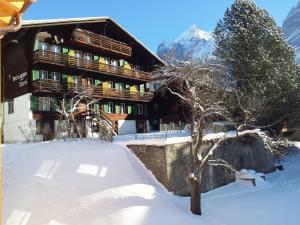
[214,0,299,125]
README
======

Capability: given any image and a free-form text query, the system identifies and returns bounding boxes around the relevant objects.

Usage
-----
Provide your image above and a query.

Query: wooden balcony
[31,79,154,102]
[72,28,132,57]
[33,50,151,82]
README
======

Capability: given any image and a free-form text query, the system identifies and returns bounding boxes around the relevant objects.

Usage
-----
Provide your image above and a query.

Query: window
[50,72,60,81]
[121,103,126,114]
[108,102,114,113]
[88,78,94,86]
[83,53,92,69]
[136,104,143,115]
[83,53,92,60]
[50,45,61,53]
[38,97,50,111]
[104,58,110,65]
[108,81,113,89]
[74,50,82,58]
[119,83,125,90]
[8,100,14,114]
[36,120,42,135]
[111,59,118,67]
[40,70,48,80]
[39,42,49,51]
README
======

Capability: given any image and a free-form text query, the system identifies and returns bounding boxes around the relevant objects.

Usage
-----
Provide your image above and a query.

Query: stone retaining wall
[127,134,275,196]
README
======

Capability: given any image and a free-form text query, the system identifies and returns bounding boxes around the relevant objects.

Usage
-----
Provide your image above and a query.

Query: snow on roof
[22,16,110,26]
[22,17,165,64]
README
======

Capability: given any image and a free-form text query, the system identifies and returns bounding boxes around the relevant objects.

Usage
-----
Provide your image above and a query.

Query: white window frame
[87,78,94,86]
[38,97,51,111]
[50,45,61,53]
[50,72,60,81]
[8,99,14,114]
[40,70,48,80]
[108,102,114,113]
[108,81,113,89]
[83,53,92,61]
[121,103,126,114]
[39,42,49,51]
[136,104,143,115]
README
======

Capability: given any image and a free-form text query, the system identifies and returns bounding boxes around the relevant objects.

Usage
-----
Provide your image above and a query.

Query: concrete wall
[3,93,35,143]
[128,134,275,196]
[118,120,136,134]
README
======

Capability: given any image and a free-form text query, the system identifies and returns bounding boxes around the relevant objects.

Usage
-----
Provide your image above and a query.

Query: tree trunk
[74,121,84,139]
[190,174,201,215]
[67,120,71,139]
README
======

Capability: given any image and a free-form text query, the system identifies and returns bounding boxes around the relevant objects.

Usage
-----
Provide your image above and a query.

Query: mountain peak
[175,25,213,43]
[283,0,300,63]
[157,25,214,61]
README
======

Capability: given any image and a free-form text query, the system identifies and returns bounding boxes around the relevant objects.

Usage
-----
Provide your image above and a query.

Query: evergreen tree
[214,0,299,125]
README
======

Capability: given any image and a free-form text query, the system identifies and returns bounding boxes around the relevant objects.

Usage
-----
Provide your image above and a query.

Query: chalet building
[1,17,163,142]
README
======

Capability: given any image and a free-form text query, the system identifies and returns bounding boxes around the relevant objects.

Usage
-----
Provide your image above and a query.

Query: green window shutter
[94,104,100,113]
[93,55,99,61]
[95,79,101,86]
[103,103,109,113]
[34,39,39,51]
[30,96,39,111]
[32,70,40,81]
[140,84,145,93]
[115,82,120,89]
[62,47,69,53]
[115,104,120,114]
[62,74,68,83]
[127,105,132,114]
[119,59,125,67]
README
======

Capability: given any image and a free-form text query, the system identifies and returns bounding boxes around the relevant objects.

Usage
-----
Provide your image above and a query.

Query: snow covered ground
[3,140,300,225]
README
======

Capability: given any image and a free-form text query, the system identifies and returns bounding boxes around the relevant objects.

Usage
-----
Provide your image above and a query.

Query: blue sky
[23,0,299,52]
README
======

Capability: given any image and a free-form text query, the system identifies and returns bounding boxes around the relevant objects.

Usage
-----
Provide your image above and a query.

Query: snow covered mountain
[157,25,214,61]
[283,1,300,64]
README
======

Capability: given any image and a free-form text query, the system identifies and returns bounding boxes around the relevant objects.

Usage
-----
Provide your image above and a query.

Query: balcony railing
[33,50,151,82]
[72,28,132,57]
[32,79,154,102]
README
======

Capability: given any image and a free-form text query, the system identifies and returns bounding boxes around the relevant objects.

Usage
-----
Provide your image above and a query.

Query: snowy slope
[283,1,300,64]
[157,25,214,61]
[3,140,300,225]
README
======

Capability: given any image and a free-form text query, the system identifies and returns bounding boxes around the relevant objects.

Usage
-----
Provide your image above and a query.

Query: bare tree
[154,58,285,215]
[51,88,98,139]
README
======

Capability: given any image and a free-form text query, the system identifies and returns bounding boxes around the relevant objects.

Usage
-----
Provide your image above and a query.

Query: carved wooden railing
[72,28,132,56]
[33,50,151,82]
[31,79,154,102]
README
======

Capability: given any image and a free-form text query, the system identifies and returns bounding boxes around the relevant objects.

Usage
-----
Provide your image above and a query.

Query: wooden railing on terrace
[72,29,132,57]
[33,50,151,82]
[31,79,154,102]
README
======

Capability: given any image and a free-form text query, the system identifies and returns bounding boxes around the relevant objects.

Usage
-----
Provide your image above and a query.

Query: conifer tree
[214,0,299,125]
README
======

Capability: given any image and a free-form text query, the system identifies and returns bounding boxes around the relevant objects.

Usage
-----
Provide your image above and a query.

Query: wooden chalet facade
[1,17,163,142]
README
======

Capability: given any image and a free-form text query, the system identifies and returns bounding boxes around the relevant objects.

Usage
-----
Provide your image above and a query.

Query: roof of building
[22,17,165,64]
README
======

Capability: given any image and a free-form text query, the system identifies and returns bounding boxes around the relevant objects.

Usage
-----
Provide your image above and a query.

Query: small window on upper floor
[108,102,114,113]
[8,100,14,114]
[136,104,143,115]
[50,72,60,81]
[39,42,49,51]
[50,45,61,53]
[108,81,113,89]
[40,70,49,80]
